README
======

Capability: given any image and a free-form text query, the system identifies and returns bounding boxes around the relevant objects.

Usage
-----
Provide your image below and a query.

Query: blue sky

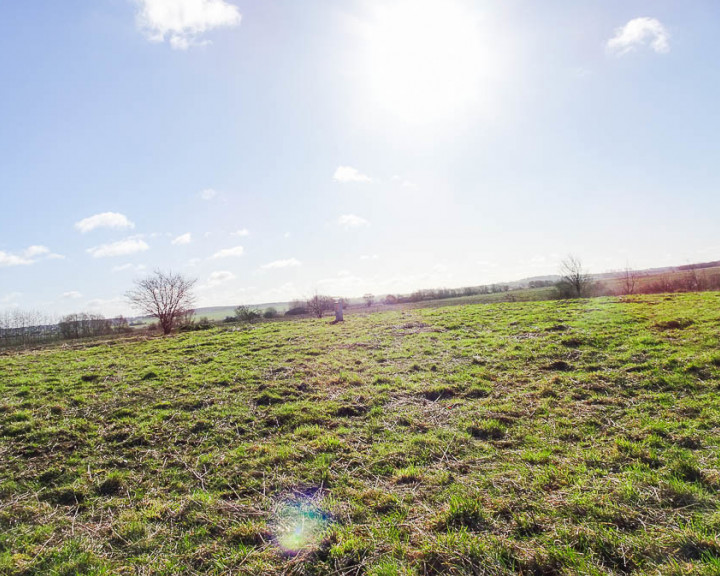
[2,0,719,317]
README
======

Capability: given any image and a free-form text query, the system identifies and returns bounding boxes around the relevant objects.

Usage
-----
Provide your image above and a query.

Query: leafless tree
[558,255,593,298]
[686,264,704,292]
[363,293,375,307]
[0,309,56,348]
[621,265,639,295]
[306,293,334,318]
[58,313,112,339]
[126,270,197,335]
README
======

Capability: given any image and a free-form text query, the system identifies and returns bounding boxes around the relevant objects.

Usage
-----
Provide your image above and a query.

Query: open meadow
[2,293,720,575]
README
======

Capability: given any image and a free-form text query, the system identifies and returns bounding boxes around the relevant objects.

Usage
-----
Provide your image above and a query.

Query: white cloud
[172,232,192,245]
[199,188,218,200]
[0,245,62,267]
[62,291,83,299]
[261,258,302,270]
[196,271,240,303]
[0,252,32,267]
[87,237,149,258]
[338,214,370,229]
[360,254,379,260]
[231,228,250,237]
[135,0,242,50]
[24,245,50,257]
[206,270,235,286]
[211,245,244,259]
[333,166,372,183]
[86,297,128,318]
[75,212,134,233]
[607,18,670,56]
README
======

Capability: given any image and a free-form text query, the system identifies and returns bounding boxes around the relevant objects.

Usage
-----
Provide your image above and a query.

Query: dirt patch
[334,404,368,417]
[390,321,446,335]
[420,386,456,401]
[654,319,693,330]
[544,360,573,372]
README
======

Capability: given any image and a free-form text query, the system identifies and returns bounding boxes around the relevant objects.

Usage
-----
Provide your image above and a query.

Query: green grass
[1,292,720,574]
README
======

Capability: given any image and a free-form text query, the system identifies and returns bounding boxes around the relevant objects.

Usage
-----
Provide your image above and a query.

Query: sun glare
[360,0,497,124]
[272,498,331,555]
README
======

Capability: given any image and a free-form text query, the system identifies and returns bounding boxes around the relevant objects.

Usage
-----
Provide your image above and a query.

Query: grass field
[2,293,720,575]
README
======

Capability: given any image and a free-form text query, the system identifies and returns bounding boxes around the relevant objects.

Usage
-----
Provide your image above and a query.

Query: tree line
[0,310,133,349]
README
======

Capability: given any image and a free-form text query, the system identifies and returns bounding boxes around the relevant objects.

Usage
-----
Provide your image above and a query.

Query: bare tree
[558,255,592,298]
[686,264,704,292]
[0,308,56,348]
[126,270,197,335]
[621,265,639,295]
[363,293,375,307]
[58,313,112,339]
[306,293,334,318]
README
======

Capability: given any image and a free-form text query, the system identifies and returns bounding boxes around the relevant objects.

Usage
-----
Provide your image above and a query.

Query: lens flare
[272,497,331,555]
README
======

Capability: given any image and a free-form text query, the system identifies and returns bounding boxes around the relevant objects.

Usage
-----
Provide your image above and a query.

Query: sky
[2,0,720,317]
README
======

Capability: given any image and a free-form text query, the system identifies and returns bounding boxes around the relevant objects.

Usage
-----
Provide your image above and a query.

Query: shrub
[179,317,213,332]
[285,307,307,316]
[263,307,279,319]
[235,305,261,323]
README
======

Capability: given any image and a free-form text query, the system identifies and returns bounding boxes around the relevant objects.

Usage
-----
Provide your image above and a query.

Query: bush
[285,307,307,316]
[235,305,261,323]
[179,317,213,331]
[263,307,279,319]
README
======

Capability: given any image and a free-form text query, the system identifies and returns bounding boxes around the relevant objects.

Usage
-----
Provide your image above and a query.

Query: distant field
[192,304,288,322]
[132,265,720,325]
[2,293,720,574]
[132,304,287,325]
[189,306,239,322]
[404,287,557,309]
[599,266,720,295]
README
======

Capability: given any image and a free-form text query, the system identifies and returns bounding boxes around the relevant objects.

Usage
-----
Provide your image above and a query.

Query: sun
[358,0,498,125]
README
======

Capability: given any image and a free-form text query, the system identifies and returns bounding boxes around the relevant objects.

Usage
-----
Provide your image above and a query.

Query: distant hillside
[131,257,720,323]
[172,302,288,322]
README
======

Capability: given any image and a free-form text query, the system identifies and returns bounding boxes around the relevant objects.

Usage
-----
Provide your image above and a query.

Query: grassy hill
[2,293,720,574]
[191,303,289,322]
